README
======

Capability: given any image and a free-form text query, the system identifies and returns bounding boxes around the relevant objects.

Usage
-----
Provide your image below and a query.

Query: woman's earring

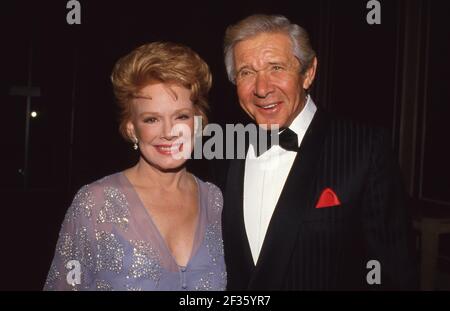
[133,137,139,150]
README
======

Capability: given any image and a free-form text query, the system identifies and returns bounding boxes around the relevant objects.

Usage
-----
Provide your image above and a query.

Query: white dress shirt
[243,95,317,264]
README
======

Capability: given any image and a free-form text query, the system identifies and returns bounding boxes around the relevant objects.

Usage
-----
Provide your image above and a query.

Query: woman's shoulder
[66,172,128,223]
[74,172,124,194]
[194,175,223,217]
[194,175,222,196]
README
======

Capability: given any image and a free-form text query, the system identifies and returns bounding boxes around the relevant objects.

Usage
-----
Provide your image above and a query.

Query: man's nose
[254,72,274,98]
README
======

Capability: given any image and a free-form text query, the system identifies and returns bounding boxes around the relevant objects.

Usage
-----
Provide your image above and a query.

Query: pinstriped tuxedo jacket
[221,109,418,290]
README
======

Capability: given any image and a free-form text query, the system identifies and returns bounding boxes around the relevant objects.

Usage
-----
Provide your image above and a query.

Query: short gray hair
[224,14,316,84]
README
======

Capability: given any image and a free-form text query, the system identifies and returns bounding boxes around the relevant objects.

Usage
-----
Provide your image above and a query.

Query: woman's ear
[126,121,136,141]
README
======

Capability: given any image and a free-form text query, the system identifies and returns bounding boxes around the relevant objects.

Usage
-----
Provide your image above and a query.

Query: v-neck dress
[44,172,226,291]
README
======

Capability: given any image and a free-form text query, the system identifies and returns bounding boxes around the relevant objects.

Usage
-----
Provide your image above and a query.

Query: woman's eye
[177,114,190,120]
[144,117,157,123]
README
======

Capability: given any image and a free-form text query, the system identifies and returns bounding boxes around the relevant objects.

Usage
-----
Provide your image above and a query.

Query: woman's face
[127,83,196,172]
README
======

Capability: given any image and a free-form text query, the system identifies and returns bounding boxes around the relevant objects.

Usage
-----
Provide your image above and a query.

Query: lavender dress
[44,172,226,291]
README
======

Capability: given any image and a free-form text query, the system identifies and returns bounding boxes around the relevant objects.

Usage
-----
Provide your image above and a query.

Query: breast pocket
[303,203,347,223]
[298,204,356,241]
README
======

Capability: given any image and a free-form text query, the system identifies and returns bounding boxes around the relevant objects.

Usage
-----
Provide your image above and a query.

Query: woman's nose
[161,120,177,140]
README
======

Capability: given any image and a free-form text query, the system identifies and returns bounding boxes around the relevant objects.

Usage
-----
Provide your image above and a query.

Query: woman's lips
[154,143,183,155]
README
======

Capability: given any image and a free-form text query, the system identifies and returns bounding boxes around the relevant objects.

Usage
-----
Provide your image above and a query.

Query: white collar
[247,95,317,159]
[285,95,317,147]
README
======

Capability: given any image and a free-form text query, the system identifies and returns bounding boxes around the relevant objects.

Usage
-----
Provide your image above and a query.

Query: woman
[44,42,226,291]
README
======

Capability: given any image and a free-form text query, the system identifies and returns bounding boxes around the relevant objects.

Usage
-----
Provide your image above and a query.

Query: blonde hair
[111,42,212,141]
[224,14,316,83]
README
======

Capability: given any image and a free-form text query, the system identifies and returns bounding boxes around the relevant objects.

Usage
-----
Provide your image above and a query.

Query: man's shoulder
[324,113,387,140]
[318,112,393,156]
[327,114,371,131]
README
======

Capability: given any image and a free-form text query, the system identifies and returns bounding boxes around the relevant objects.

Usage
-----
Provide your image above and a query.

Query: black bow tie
[278,128,299,152]
[254,128,299,156]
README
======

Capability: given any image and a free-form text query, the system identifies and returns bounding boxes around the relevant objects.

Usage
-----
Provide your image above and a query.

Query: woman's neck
[127,159,189,191]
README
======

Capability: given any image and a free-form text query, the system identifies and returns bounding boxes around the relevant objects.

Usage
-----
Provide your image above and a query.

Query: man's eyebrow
[268,61,286,65]
[237,61,287,73]
[236,65,251,73]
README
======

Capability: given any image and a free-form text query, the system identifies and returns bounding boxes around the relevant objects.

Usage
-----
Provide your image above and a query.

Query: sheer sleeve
[43,184,98,290]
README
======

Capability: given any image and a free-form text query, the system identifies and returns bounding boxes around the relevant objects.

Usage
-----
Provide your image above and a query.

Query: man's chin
[255,120,284,130]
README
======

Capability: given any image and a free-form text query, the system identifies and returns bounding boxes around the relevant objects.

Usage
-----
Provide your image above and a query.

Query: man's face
[233,32,315,129]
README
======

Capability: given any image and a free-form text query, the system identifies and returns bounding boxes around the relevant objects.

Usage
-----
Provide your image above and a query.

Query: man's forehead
[234,33,294,63]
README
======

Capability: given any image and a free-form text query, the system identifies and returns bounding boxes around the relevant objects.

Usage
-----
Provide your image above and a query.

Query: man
[221,14,417,290]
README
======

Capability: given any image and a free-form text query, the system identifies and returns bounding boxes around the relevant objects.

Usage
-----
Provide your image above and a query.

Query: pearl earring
[133,137,138,150]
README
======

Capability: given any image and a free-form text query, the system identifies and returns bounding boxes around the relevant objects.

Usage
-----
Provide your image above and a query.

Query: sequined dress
[43,172,226,291]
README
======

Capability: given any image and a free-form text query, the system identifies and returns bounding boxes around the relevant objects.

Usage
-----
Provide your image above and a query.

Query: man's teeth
[263,103,278,109]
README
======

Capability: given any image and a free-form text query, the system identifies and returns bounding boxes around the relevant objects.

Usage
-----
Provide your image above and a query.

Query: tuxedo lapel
[222,134,255,289]
[248,109,331,290]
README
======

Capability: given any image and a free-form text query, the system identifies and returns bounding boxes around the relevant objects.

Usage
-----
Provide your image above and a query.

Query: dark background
[1,0,449,290]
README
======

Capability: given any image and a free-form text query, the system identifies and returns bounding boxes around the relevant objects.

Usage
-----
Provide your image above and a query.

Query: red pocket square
[316,188,341,208]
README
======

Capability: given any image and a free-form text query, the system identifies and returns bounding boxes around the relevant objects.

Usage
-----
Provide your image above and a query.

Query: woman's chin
[145,158,188,173]
[139,149,191,172]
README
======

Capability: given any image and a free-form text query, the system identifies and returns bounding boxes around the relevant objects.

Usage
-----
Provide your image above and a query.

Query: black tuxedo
[221,110,417,290]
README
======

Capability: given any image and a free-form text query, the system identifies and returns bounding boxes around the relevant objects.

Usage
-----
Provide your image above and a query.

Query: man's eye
[272,65,284,71]
[238,70,254,79]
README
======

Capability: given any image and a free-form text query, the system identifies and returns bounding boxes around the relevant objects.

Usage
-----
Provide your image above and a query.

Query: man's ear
[302,57,317,90]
